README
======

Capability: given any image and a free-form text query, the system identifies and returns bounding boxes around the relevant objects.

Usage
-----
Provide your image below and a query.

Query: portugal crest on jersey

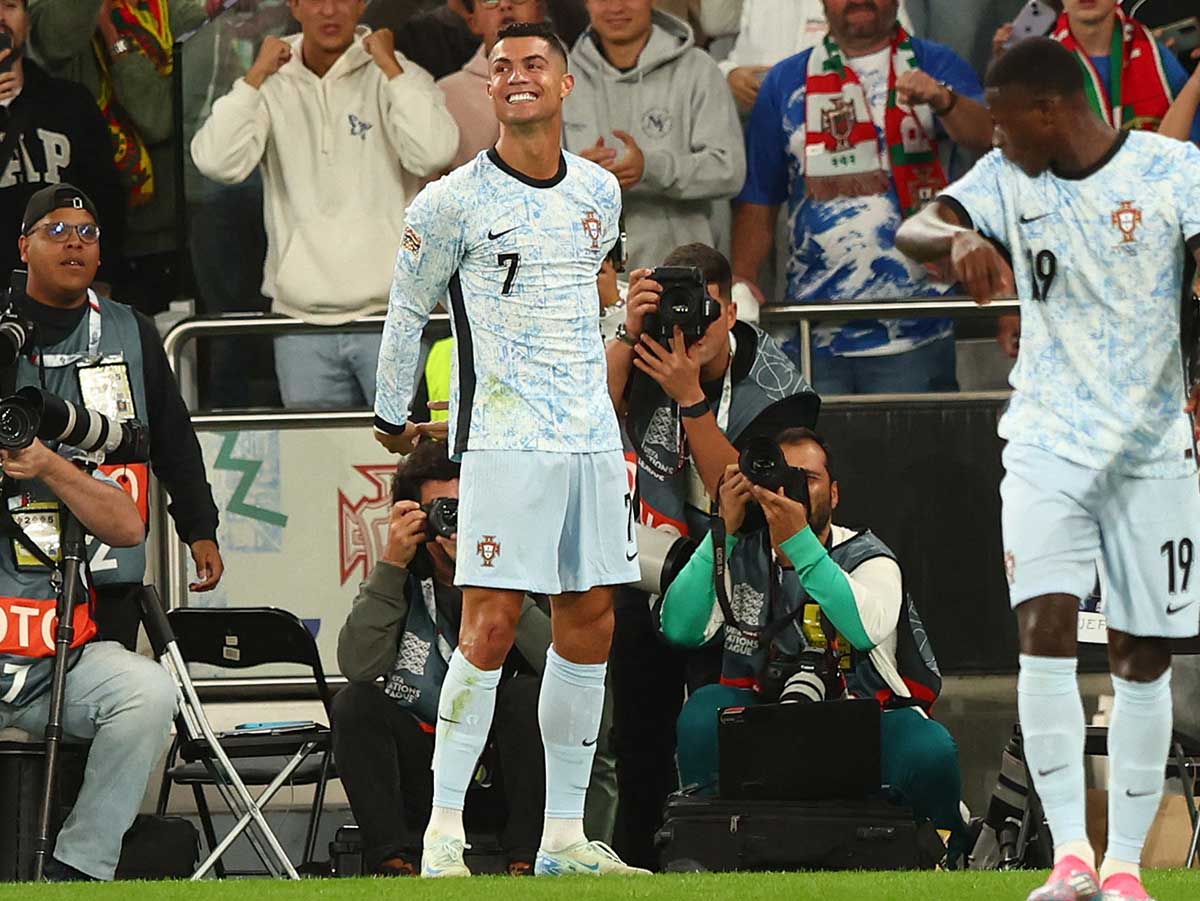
[1111,200,1142,244]
[581,210,602,250]
[477,535,501,567]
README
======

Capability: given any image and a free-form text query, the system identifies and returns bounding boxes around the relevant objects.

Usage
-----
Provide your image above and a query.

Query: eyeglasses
[479,0,535,7]
[27,221,102,245]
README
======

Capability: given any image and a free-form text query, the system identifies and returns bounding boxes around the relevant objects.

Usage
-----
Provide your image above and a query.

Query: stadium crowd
[0,0,1198,885]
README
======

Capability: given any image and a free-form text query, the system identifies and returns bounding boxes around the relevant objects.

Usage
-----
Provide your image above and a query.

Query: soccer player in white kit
[897,38,1200,901]
[373,21,645,878]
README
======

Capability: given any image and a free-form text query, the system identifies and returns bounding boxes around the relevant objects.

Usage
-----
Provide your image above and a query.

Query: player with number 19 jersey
[374,147,623,456]
[940,131,1200,479]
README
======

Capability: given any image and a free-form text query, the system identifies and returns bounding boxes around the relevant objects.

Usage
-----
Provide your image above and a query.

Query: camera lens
[0,399,36,449]
[779,669,826,704]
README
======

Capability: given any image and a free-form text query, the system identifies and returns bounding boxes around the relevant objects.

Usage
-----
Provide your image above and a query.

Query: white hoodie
[191,28,459,325]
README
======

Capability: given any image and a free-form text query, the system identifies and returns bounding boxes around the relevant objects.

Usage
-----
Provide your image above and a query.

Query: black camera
[760,647,845,704]
[0,271,35,368]
[421,497,458,540]
[0,386,148,465]
[642,266,721,345]
[736,437,810,532]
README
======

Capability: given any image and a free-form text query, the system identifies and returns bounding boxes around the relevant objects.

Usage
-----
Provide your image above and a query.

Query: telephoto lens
[0,387,148,464]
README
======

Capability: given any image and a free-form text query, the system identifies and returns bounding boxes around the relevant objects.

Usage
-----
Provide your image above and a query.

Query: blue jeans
[0,641,177,880]
[811,335,959,395]
[274,331,385,409]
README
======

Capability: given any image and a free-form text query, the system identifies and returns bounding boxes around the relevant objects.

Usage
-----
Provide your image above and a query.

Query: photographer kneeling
[659,428,971,859]
[334,441,615,876]
[0,438,174,882]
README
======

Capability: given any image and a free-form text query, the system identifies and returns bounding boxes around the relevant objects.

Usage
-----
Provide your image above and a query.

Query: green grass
[3,871,1199,901]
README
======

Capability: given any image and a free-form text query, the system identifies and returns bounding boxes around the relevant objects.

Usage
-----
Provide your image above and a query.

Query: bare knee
[1107,630,1171,682]
[459,589,523,670]
[1016,594,1079,658]
[551,587,615,664]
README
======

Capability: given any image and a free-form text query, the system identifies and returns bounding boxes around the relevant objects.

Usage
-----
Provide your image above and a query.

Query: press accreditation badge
[10,501,62,570]
[76,357,136,422]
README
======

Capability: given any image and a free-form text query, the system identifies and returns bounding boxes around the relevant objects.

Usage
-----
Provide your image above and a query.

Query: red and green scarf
[804,27,947,218]
[1053,8,1174,131]
[92,1,174,207]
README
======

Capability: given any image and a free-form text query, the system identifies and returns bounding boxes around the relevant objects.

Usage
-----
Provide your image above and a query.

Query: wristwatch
[935,82,958,116]
[678,399,710,419]
[110,38,133,58]
[614,322,638,347]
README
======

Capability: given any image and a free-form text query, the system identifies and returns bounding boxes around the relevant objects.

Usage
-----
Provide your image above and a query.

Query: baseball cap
[21,184,99,235]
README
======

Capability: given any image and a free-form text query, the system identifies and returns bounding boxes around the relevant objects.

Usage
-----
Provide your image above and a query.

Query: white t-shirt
[941,132,1200,478]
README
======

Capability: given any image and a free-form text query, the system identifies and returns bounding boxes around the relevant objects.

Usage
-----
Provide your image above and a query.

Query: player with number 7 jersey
[373,21,645,881]
[896,37,1200,901]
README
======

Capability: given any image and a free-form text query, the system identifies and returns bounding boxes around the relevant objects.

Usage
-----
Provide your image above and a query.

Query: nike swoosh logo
[438,715,461,725]
[1019,213,1051,223]
[487,226,520,240]
[1125,788,1157,798]
[1167,600,1195,615]
[582,737,597,747]
[1037,764,1069,777]
[625,550,638,561]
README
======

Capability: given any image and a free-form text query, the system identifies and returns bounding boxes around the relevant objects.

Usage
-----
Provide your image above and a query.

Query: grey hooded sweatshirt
[565,11,746,271]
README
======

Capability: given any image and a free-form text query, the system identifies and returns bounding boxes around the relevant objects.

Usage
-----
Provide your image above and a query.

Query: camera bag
[656,793,945,872]
[115,814,200,880]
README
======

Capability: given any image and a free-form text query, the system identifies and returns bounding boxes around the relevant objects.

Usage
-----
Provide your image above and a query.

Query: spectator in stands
[0,0,125,287]
[733,0,991,395]
[565,0,744,273]
[191,0,458,409]
[714,0,914,113]
[603,243,818,868]
[28,0,213,316]
[904,0,1025,80]
[993,0,1199,142]
[660,427,972,860]
[438,0,547,169]
[1162,55,1200,143]
[12,183,222,653]
[0,183,178,883]
[371,0,589,79]
[334,440,616,876]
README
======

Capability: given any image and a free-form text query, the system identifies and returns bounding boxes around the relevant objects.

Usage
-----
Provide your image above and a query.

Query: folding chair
[1014,633,1200,869]
[143,598,333,880]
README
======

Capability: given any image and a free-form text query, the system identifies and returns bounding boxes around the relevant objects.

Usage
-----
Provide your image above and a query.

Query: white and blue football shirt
[940,131,1200,478]
[374,148,623,455]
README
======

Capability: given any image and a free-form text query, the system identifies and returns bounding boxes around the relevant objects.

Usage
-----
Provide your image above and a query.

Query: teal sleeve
[781,527,874,651]
[659,531,738,648]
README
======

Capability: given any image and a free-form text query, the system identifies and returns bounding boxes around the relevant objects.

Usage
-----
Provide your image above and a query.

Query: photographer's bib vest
[16,293,150,587]
[627,322,819,538]
[723,528,941,712]
[382,575,460,728]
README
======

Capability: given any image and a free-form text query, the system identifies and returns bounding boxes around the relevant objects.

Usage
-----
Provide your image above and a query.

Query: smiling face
[487,34,573,127]
[469,0,543,53]
[20,206,100,307]
[585,0,653,46]
[1062,0,1117,28]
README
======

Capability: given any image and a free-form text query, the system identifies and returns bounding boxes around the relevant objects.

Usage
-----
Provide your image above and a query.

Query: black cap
[21,184,99,235]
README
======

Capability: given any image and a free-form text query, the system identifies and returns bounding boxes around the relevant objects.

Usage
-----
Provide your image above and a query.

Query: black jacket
[17,293,219,546]
[0,60,126,284]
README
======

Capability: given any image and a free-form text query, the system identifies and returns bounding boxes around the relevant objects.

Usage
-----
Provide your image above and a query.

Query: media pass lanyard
[685,333,736,510]
[35,291,103,369]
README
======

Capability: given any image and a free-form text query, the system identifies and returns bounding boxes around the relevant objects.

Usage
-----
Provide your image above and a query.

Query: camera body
[642,266,721,345]
[736,437,809,532]
[760,647,845,705]
[421,497,458,540]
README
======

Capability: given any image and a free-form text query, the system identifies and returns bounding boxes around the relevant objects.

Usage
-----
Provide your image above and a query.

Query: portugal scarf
[92,0,174,207]
[804,28,947,218]
[1053,9,1174,131]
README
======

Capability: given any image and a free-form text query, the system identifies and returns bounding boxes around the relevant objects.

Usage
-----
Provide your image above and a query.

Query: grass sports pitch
[5,871,1200,901]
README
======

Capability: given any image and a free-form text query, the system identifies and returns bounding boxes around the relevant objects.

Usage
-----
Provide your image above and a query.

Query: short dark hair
[985,36,1085,98]
[662,243,732,302]
[775,427,834,480]
[494,21,569,70]
[391,440,461,504]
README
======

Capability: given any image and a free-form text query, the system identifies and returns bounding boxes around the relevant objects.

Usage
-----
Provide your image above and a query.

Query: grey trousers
[0,641,176,880]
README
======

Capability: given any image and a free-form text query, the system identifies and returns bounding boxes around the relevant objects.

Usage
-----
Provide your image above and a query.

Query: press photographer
[0,415,173,883]
[658,427,973,861]
[334,441,616,876]
[8,184,221,649]
[603,242,817,867]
